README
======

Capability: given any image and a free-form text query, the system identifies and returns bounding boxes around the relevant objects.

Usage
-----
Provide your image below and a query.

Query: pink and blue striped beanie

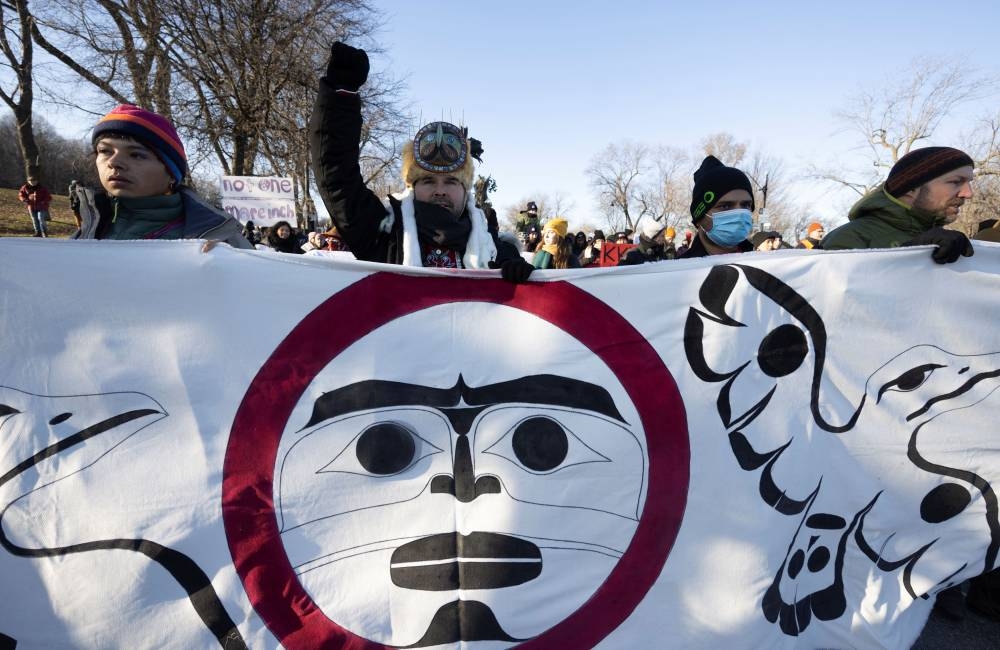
[92,104,188,184]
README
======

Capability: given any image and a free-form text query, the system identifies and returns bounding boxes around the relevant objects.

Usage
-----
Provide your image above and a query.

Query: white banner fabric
[1,239,998,649]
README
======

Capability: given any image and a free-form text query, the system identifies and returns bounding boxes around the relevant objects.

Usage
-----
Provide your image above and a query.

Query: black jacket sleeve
[309,78,392,262]
[490,233,522,267]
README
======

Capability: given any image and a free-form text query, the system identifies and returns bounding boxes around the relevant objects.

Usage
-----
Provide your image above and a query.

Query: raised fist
[326,41,370,92]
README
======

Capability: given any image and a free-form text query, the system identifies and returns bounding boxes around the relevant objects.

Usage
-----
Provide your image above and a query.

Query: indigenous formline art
[224,273,690,649]
[276,373,645,647]
[0,387,246,648]
[684,264,1000,636]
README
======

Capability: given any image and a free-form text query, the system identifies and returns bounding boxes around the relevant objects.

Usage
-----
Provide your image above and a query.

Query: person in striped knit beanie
[822,146,975,263]
[72,104,251,248]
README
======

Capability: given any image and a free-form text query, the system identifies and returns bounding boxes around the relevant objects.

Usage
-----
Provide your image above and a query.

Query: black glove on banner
[903,227,974,264]
[500,258,534,283]
[326,42,369,92]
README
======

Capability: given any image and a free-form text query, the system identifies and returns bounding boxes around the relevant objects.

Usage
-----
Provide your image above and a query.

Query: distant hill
[0,187,78,238]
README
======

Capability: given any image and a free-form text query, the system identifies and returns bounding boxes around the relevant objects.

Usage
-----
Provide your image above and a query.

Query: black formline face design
[684,263,1000,636]
[275,368,646,647]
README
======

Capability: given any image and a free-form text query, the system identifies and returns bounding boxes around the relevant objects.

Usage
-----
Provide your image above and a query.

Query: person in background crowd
[522,224,542,255]
[580,229,606,267]
[19,176,51,237]
[752,231,782,252]
[619,219,676,265]
[242,220,261,246]
[664,226,677,253]
[797,222,825,249]
[303,230,324,252]
[572,231,588,256]
[320,225,350,252]
[531,217,580,269]
[678,156,755,259]
[613,232,630,244]
[73,104,250,248]
[676,229,694,256]
[516,201,540,234]
[821,146,974,264]
[266,220,304,254]
[310,42,530,281]
[68,179,82,229]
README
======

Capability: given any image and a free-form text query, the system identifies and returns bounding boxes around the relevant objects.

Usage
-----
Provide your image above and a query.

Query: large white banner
[1,239,998,649]
[220,175,296,227]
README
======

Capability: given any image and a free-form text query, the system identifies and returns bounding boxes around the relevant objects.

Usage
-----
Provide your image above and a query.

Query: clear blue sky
[374,0,1000,229]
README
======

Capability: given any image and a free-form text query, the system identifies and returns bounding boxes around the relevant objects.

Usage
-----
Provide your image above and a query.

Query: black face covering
[414,200,472,250]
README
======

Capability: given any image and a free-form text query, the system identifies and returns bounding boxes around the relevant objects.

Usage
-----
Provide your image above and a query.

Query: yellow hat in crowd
[544,217,568,238]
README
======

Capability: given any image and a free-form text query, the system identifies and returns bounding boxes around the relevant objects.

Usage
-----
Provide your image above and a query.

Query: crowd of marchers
[2,39,999,627]
[15,48,999,274]
[12,41,999,273]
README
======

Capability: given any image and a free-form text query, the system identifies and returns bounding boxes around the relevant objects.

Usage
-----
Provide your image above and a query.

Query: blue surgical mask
[705,208,753,247]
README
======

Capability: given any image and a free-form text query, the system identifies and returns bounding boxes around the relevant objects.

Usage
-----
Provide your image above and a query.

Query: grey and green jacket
[73,186,252,249]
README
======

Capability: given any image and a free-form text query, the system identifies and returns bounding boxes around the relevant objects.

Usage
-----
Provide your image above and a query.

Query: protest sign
[221,176,296,227]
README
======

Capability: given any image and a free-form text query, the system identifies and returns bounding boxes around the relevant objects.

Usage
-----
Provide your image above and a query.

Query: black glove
[325,42,369,92]
[500,258,534,283]
[903,227,974,264]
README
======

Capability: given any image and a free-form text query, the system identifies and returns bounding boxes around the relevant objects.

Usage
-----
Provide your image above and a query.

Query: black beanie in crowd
[884,147,974,198]
[690,155,755,223]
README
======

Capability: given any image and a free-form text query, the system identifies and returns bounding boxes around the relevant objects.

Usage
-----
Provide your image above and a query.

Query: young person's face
[543,230,561,246]
[277,225,292,239]
[95,137,173,198]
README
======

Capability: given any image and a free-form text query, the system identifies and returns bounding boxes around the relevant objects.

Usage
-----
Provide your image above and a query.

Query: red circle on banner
[223,273,689,648]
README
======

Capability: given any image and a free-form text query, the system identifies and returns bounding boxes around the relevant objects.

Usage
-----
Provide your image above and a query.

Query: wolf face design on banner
[276,305,646,647]
[684,264,1000,636]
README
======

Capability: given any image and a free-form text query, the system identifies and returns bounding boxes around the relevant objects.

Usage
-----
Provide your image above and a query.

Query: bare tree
[812,57,998,196]
[635,145,689,232]
[0,0,42,179]
[29,0,409,206]
[23,0,413,235]
[31,0,167,112]
[586,141,652,232]
[700,132,747,167]
[951,111,1000,235]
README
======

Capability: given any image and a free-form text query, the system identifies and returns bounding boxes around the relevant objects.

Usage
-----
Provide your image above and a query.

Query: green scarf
[107,193,184,240]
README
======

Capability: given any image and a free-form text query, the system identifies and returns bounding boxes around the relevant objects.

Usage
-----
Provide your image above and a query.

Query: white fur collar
[381,188,497,269]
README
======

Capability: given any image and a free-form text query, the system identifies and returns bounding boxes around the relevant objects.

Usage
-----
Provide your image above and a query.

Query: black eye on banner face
[356,422,417,475]
[511,416,569,472]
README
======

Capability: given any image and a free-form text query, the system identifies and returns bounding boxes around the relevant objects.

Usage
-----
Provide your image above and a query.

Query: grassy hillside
[0,187,79,238]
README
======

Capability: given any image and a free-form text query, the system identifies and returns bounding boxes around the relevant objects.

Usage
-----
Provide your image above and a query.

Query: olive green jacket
[821,185,946,250]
